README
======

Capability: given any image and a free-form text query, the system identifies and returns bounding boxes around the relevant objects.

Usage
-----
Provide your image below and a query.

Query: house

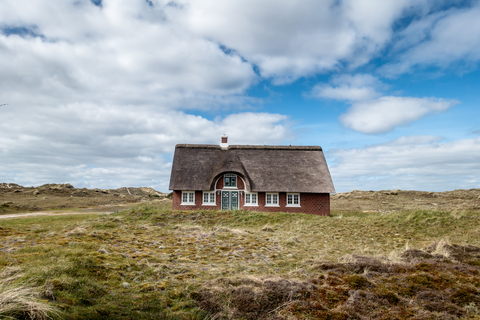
[168,135,335,216]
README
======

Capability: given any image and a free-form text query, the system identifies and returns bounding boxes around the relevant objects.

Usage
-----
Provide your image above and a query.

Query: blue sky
[0,0,479,192]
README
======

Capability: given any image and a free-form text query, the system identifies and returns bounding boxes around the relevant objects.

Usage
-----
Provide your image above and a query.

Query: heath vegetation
[0,187,480,319]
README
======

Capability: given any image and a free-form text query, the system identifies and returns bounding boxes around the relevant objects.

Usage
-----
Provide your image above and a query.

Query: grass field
[1,192,480,319]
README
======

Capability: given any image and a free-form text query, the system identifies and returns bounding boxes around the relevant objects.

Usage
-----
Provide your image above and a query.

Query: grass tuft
[0,270,59,320]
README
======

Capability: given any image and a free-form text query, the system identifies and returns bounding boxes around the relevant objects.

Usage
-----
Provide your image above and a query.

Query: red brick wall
[172,190,222,210]
[215,177,223,189]
[241,192,330,216]
[172,190,330,216]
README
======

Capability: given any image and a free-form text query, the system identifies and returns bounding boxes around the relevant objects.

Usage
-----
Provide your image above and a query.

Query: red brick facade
[172,190,330,216]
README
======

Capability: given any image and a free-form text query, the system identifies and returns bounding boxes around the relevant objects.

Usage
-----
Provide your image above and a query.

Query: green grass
[1,203,479,319]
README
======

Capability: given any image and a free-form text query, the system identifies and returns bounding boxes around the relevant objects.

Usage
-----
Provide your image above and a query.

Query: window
[203,191,216,205]
[265,193,279,206]
[245,192,258,206]
[286,193,300,207]
[224,174,237,188]
[181,191,195,205]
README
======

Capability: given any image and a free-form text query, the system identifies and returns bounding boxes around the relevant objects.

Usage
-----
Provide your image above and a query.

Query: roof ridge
[229,145,322,151]
[175,144,322,151]
[175,144,221,149]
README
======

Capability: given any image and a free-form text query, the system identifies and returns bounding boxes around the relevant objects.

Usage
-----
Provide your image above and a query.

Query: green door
[222,191,230,210]
[222,191,239,210]
[231,191,238,210]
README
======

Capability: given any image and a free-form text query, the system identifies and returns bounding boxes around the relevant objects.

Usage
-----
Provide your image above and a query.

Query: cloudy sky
[1,0,479,193]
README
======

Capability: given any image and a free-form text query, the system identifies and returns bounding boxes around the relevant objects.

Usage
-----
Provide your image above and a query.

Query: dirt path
[0,203,140,220]
[0,210,113,220]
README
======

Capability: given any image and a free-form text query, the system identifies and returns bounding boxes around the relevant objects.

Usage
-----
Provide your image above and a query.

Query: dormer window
[224,174,237,188]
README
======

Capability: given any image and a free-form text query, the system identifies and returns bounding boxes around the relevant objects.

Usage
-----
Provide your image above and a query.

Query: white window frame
[181,191,195,205]
[244,192,258,206]
[286,193,300,207]
[265,193,279,207]
[202,191,216,206]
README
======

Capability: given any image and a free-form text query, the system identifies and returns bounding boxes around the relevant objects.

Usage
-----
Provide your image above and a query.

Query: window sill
[223,187,237,189]
[244,204,258,207]
[202,203,217,206]
[181,203,196,206]
[286,205,301,208]
[265,204,280,207]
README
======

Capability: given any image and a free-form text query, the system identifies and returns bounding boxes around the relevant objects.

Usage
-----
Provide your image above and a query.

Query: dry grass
[331,189,480,214]
[0,268,59,320]
[192,242,480,319]
[0,191,479,319]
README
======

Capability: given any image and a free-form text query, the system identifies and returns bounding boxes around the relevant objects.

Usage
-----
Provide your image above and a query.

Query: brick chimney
[220,134,228,148]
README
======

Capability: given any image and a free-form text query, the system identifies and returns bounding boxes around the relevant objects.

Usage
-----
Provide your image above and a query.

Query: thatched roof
[169,144,335,193]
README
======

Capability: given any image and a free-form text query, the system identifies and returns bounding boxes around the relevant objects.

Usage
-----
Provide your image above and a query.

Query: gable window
[286,193,300,207]
[245,192,258,206]
[181,191,195,205]
[224,174,237,188]
[203,191,216,205]
[265,193,279,206]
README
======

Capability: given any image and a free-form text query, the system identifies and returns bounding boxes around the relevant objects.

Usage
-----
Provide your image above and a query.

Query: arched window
[224,174,237,188]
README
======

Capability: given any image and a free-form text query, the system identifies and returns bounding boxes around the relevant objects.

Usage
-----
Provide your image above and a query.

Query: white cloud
[339,96,458,134]
[2,0,479,87]
[342,0,419,50]
[313,74,458,134]
[0,0,291,190]
[312,74,382,101]
[0,0,257,110]
[0,103,292,191]
[0,0,479,191]
[177,0,430,82]
[330,135,480,192]
[382,4,480,75]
